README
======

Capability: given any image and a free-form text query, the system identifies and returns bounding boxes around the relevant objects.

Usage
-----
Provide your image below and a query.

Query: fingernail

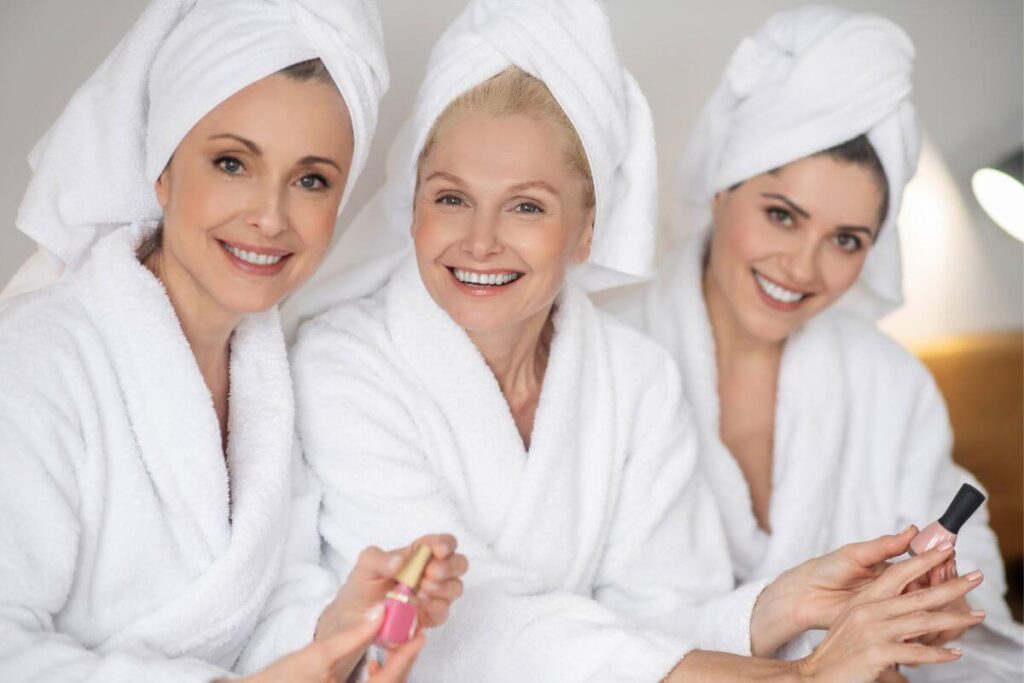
[937,541,954,552]
[365,603,384,621]
[949,648,963,657]
[970,610,986,618]
[965,570,983,582]
[901,524,915,534]
[938,568,946,582]
[387,554,403,572]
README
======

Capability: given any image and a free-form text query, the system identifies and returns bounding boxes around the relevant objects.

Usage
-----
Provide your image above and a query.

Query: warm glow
[972,167,1024,241]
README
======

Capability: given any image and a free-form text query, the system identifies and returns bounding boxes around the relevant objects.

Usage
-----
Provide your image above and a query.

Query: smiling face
[152,70,353,316]
[704,153,885,344]
[412,110,594,335]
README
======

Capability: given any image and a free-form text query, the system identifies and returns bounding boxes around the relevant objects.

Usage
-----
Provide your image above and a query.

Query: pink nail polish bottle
[909,483,985,555]
[374,544,432,649]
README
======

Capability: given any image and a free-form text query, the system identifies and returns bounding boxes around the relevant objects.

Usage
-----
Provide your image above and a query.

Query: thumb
[842,525,918,568]
[319,603,385,664]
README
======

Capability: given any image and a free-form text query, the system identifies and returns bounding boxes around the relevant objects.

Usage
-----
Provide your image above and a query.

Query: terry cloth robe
[0,225,335,681]
[292,257,767,683]
[603,235,1024,681]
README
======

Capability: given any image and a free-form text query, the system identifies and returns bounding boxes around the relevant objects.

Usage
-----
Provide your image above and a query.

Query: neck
[144,248,239,381]
[702,264,782,373]
[467,305,554,405]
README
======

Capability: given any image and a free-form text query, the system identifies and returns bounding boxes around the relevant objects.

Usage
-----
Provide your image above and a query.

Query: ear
[154,163,171,210]
[573,207,596,264]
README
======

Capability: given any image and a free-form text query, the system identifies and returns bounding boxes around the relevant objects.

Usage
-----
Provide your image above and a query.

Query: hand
[750,526,920,656]
[236,607,425,683]
[316,534,468,642]
[795,544,986,683]
[905,559,974,647]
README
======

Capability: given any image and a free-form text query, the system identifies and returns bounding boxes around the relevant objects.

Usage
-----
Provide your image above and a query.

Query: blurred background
[1,1,1021,616]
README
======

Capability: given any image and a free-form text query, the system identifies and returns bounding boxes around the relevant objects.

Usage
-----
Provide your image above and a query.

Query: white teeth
[452,268,522,287]
[223,243,285,266]
[754,272,805,304]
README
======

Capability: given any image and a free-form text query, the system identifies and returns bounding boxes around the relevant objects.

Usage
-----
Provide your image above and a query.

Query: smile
[752,270,810,306]
[450,267,523,287]
[221,242,287,266]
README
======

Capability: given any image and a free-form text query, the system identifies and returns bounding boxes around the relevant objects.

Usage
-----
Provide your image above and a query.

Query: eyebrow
[761,192,875,237]
[424,172,559,196]
[209,134,341,172]
[209,133,261,154]
[761,192,810,219]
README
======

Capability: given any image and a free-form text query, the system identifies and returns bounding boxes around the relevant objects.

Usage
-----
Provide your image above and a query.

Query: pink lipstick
[909,483,985,555]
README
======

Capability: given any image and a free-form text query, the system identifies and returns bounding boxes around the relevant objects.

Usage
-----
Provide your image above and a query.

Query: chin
[217,288,282,315]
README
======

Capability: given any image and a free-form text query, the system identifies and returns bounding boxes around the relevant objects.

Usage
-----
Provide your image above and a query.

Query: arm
[0,383,230,683]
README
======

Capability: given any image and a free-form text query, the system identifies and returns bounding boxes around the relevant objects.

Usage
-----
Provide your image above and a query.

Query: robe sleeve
[293,320,754,683]
[893,368,1023,677]
[0,372,231,682]
[233,442,337,674]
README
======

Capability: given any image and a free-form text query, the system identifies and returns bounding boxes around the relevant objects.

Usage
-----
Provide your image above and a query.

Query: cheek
[164,170,237,238]
[821,251,869,298]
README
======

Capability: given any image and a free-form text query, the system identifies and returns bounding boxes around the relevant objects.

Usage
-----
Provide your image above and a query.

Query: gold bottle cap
[395,544,432,589]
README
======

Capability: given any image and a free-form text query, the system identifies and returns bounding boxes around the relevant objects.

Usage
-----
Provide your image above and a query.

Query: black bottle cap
[937,483,986,534]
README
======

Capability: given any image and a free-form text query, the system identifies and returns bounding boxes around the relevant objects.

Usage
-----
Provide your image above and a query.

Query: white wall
[1,0,1020,343]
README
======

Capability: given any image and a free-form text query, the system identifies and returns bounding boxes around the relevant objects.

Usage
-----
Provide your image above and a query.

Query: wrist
[751,575,802,657]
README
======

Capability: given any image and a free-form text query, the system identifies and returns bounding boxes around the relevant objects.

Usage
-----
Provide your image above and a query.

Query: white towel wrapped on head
[282,0,658,336]
[673,4,918,319]
[1,0,388,305]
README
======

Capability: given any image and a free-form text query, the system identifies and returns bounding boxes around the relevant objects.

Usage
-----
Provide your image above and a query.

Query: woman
[600,7,1023,680]
[0,1,466,680]
[290,2,982,681]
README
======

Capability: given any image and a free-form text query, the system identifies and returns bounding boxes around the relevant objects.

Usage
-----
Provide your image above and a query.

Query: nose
[246,184,288,238]
[781,233,819,286]
[461,209,502,261]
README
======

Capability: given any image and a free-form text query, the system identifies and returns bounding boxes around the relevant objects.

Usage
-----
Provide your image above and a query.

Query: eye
[514,201,543,215]
[216,156,244,175]
[834,233,864,252]
[436,194,464,207]
[297,174,329,191]
[766,206,794,226]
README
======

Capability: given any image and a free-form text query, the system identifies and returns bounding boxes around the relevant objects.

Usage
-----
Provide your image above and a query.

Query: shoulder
[594,303,684,387]
[825,312,935,386]
[292,291,390,364]
[0,280,104,395]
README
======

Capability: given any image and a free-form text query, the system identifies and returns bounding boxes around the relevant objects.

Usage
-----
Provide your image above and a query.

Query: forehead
[424,112,574,184]
[187,74,351,152]
[745,155,884,228]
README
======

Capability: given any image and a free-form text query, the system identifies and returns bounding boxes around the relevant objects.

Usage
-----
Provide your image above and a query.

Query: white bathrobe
[601,235,1023,681]
[292,257,766,683]
[0,225,335,681]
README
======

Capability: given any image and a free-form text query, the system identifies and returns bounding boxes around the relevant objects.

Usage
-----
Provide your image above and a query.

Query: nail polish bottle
[909,483,985,555]
[374,544,432,649]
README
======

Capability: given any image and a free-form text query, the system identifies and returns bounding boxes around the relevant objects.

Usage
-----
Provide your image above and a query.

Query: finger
[877,571,983,619]
[887,642,963,667]
[319,604,385,664]
[840,526,918,568]
[876,669,909,683]
[424,552,468,582]
[371,632,426,682]
[350,545,406,582]
[416,534,458,559]
[884,608,985,642]
[418,598,450,628]
[419,576,464,602]
[868,543,956,598]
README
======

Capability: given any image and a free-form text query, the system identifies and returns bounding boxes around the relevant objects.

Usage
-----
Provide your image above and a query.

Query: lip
[751,269,813,312]
[446,265,524,298]
[219,239,292,277]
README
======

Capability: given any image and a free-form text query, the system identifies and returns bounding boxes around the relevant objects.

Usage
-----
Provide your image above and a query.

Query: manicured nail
[900,524,915,534]
[970,610,986,618]
[948,648,963,657]
[365,603,384,621]
[965,570,983,582]
[937,541,954,552]
[387,554,403,572]
[938,568,947,582]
